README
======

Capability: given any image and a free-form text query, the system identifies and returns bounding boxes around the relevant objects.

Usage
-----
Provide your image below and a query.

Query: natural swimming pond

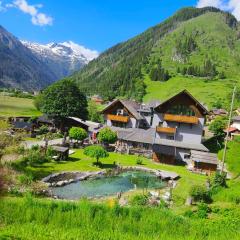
[51,171,167,199]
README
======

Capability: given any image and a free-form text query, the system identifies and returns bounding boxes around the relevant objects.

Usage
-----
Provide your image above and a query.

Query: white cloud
[0,1,6,12]
[7,0,53,26]
[196,0,222,8]
[228,0,240,20]
[196,0,240,20]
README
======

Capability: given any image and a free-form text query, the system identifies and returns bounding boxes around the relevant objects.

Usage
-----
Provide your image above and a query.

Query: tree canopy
[209,117,227,138]
[69,127,88,142]
[84,145,109,164]
[39,80,88,119]
[97,128,118,145]
[87,100,103,123]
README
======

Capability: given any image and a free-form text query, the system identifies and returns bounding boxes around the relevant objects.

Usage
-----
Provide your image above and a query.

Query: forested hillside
[68,7,240,108]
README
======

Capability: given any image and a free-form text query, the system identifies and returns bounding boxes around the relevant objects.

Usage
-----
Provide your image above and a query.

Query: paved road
[22,138,64,149]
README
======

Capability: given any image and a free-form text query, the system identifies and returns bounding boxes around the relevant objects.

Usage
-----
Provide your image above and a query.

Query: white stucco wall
[232,121,240,130]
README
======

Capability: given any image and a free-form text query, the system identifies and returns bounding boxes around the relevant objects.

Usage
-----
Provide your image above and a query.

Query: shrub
[196,203,211,219]
[69,127,88,142]
[211,172,227,188]
[189,184,211,203]
[130,194,148,206]
[97,128,117,145]
[21,148,50,166]
[136,157,143,165]
[38,125,49,135]
[18,174,33,185]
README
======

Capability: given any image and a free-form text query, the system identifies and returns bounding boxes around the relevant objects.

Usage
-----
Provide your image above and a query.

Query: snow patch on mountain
[21,40,99,64]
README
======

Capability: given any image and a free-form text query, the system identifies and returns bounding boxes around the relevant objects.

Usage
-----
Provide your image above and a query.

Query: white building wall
[232,121,240,130]
[154,116,204,145]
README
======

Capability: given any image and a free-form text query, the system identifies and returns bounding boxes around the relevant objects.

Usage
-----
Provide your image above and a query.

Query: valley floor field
[0,96,41,117]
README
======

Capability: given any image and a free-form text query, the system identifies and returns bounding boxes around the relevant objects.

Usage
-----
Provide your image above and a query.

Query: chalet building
[225,116,240,139]
[91,95,104,105]
[231,116,240,130]
[102,90,213,169]
[208,108,228,122]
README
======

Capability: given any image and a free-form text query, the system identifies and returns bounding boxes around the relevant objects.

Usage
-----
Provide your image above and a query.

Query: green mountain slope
[68,7,240,108]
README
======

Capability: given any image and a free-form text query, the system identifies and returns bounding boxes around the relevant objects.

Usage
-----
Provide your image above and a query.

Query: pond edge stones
[41,166,179,188]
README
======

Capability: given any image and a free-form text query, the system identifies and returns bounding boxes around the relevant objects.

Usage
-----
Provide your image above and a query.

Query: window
[167,105,195,116]
[166,135,174,140]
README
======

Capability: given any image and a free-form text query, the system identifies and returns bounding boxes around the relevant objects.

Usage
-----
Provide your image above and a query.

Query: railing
[156,127,176,134]
[107,114,129,123]
[164,114,198,124]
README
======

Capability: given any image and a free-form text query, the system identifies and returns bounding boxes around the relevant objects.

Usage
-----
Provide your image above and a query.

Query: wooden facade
[153,152,176,165]
[155,90,209,118]
[193,161,218,172]
[102,100,134,118]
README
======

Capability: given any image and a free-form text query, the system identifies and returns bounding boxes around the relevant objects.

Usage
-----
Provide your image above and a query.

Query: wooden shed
[190,150,218,172]
[52,146,69,161]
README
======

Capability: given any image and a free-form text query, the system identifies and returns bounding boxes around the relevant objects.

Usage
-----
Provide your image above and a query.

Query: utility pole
[221,86,236,174]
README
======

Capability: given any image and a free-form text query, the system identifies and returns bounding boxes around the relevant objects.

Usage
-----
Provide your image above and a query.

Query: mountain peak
[22,40,99,63]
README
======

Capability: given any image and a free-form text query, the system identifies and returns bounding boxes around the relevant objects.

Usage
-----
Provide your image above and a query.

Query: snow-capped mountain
[21,40,99,80]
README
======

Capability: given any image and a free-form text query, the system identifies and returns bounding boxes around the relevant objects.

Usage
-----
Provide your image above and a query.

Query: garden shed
[52,145,69,161]
[190,150,218,172]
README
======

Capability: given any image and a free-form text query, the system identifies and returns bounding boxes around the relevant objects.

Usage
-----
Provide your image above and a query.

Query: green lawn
[25,149,207,206]
[218,137,240,178]
[0,96,41,117]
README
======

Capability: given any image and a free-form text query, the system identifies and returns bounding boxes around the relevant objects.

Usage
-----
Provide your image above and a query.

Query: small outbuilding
[52,145,69,161]
[190,150,218,172]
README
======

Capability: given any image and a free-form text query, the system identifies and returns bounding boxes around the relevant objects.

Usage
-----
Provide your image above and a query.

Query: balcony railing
[164,114,198,124]
[156,127,176,134]
[107,114,129,123]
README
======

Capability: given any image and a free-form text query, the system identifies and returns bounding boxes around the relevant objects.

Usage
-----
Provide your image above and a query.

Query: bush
[21,148,50,166]
[211,172,227,188]
[18,174,33,185]
[69,127,88,142]
[189,185,211,203]
[38,125,49,135]
[130,194,148,206]
[196,203,211,219]
[136,157,143,165]
[97,128,117,145]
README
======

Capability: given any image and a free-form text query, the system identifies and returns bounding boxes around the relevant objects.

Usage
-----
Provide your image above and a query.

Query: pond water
[51,171,167,199]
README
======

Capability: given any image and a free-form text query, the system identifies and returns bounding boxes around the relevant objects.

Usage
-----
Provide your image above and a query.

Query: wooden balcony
[156,127,176,134]
[164,114,198,124]
[107,114,129,123]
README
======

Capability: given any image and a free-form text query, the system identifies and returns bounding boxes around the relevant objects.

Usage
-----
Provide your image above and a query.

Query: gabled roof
[102,99,143,120]
[154,90,209,116]
[12,121,33,129]
[190,150,218,165]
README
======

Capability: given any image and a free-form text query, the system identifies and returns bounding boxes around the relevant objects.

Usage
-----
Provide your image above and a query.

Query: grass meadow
[0,196,240,240]
[0,96,41,117]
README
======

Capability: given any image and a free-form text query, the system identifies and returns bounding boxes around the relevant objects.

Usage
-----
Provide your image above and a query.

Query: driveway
[22,138,64,149]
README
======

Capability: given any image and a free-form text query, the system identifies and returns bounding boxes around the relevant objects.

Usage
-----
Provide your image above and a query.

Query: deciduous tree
[84,145,109,164]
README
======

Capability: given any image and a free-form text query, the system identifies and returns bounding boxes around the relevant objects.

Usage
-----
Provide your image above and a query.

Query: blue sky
[0,0,238,52]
